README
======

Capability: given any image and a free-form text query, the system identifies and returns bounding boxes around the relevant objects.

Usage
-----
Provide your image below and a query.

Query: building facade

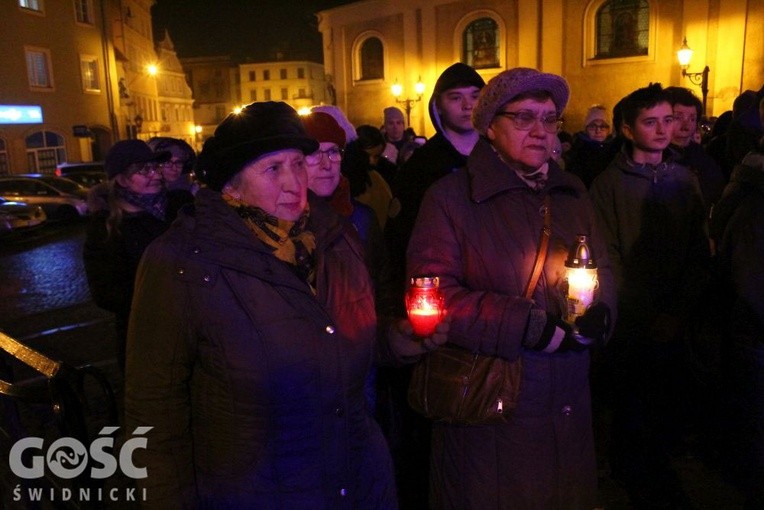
[238,60,329,113]
[0,0,194,175]
[180,55,241,151]
[317,0,764,137]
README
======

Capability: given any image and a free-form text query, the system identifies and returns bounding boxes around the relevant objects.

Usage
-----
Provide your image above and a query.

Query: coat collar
[467,138,580,203]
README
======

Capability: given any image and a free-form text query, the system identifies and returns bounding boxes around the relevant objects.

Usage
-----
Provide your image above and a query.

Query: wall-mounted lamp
[391,76,426,126]
[677,37,710,116]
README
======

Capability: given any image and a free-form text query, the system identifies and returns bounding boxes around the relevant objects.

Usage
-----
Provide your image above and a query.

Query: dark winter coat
[407,139,616,510]
[672,141,727,217]
[124,188,397,509]
[713,151,764,330]
[82,189,192,369]
[564,133,617,189]
[589,148,710,343]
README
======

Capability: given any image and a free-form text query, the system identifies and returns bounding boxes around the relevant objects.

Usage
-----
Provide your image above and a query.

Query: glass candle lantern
[565,235,598,322]
[405,275,445,337]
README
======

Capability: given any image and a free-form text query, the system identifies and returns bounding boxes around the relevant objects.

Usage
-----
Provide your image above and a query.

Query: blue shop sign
[0,105,44,124]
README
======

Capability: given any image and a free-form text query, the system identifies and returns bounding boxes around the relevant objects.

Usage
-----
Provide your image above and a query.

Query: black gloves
[523,310,593,353]
[574,302,611,346]
[524,303,612,353]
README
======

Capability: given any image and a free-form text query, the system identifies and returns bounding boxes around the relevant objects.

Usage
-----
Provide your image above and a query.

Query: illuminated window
[595,0,649,58]
[19,0,43,12]
[74,0,93,24]
[462,18,499,69]
[80,56,99,92]
[25,131,66,173]
[0,139,9,175]
[359,37,383,80]
[25,47,53,89]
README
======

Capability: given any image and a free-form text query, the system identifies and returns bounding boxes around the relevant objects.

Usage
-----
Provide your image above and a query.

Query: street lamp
[677,37,710,116]
[391,76,426,126]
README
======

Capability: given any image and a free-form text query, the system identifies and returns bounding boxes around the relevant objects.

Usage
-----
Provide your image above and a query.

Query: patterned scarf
[223,194,317,291]
[114,185,167,221]
[492,145,550,191]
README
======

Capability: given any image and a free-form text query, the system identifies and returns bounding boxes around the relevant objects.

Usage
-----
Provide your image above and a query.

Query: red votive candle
[405,276,444,337]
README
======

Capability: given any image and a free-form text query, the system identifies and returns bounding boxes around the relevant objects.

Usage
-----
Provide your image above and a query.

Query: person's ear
[115,173,130,188]
[621,124,635,142]
[486,123,497,142]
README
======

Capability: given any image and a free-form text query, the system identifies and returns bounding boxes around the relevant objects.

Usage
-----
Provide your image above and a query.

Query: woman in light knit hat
[407,68,616,509]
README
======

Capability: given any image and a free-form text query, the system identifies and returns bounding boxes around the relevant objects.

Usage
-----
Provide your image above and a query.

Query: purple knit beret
[472,67,570,136]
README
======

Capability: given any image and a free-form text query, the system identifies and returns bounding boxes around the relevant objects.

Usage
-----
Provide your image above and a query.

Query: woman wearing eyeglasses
[83,139,193,373]
[565,104,617,189]
[147,136,200,195]
[407,68,616,509]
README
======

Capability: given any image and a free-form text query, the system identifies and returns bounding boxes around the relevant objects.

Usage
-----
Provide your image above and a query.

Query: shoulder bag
[407,196,551,425]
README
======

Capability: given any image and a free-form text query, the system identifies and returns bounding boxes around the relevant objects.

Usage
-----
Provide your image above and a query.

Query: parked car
[55,161,106,188]
[0,176,88,220]
[0,196,47,235]
[61,170,107,189]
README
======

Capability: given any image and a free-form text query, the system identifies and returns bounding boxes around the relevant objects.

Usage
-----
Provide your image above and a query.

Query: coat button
[203,275,211,282]
[561,405,573,416]
[192,247,201,254]
[325,325,335,334]
[177,268,185,275]
[339,488,347,497]
[335,407,344,417]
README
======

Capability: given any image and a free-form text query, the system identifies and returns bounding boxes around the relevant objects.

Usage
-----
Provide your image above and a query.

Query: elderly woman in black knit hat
[124,102,446,508]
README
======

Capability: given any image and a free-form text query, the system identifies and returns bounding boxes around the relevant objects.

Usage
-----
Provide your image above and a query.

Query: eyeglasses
[132,163,162,177]
[495,111,563,134]
[586,122,610,131]
[305,147,344,165]
[159,161,184,170]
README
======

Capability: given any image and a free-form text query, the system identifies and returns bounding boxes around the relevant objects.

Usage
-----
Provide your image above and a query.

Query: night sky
[151,0,357,63]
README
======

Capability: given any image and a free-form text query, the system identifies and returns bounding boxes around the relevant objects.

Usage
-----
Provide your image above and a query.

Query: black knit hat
[105,139,170,179]
[432,63,486,98]
[195,102,319,191]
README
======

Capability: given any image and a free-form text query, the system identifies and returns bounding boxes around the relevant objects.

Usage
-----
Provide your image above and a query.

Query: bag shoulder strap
[523,195,551,299]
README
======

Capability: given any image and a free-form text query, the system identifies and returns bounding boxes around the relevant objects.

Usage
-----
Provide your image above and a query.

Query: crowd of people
[81,63,764,509]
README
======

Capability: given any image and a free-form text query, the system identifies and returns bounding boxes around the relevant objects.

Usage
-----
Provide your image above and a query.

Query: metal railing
[0,330,118,509]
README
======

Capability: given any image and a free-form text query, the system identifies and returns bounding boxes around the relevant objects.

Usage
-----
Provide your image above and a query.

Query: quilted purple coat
[408,139,616,509]
[125,188,397,509]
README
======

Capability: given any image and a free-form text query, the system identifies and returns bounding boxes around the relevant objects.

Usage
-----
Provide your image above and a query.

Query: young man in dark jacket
[665,86,726,218]
[385,63,486,308]
[590,84,711,508]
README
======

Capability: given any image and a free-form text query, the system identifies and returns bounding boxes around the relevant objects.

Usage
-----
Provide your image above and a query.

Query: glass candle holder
[565,235,598,322]
[405,275,445,337]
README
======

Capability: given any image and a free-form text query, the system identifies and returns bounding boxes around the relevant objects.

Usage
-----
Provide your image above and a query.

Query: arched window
[25,130,66,173]
[462,18,499,69]
[359,37,384,81]
[595,0,649,59]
